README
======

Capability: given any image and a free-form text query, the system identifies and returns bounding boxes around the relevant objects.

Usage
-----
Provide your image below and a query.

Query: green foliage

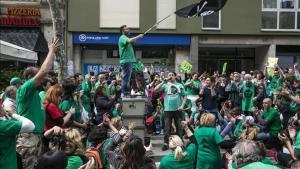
[0,70,23,91]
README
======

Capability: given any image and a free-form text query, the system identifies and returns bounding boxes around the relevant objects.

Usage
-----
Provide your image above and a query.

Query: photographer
[0,106,35,169]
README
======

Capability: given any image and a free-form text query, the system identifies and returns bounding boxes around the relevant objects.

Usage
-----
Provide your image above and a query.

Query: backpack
[83,141,105,169]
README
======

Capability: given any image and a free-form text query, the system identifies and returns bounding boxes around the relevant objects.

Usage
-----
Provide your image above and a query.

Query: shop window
[139,46,170,59]
[202,11,221,30]
[262,0,300,31]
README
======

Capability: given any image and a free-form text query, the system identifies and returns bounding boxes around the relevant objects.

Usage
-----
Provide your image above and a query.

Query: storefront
[0,6,48,69]
[72,33,190,75]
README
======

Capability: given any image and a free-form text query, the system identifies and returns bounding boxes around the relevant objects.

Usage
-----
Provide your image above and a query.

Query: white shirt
[2,98,17,112]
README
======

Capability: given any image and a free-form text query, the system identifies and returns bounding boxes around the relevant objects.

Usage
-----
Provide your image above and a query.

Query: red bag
[146,116,155,126]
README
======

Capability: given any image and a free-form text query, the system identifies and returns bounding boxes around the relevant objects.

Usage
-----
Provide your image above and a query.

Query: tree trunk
[48,0,66,83]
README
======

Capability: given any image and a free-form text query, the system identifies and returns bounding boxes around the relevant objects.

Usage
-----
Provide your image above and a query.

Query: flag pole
[144,13,174,35]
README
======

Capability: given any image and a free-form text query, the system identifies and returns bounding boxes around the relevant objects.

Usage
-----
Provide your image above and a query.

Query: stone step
[148,146,171,162]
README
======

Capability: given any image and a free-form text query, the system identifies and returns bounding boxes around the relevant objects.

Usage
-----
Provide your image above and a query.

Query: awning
[0,28,48,53]
[0,40,38,63]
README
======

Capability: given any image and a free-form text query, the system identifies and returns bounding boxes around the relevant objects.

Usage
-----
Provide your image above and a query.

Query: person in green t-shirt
[0,107,35,169]
[231,140,280,169]
[39,78,53,102]
[184,73,201,112]
[254,98,282,141]
[154,72,187,151]
[159,132,196,169]
[16,37,60,169]
[265,64,284,103]
[118,25,144,97]
[194,113,223,169]
[241,74,259,115]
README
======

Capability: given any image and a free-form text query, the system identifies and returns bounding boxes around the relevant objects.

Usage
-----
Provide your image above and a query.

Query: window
[100,0,139,28]
[156,0,176,29]
[202,11,221,30]
[262,0,300,31]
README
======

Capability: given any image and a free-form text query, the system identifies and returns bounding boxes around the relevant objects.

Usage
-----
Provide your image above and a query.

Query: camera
[49,134,66,150]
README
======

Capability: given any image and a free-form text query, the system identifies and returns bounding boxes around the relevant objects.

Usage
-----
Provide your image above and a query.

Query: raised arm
[127,34,144,43]
[33,38,60,87]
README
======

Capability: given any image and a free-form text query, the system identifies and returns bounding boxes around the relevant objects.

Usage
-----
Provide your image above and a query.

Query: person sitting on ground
[105,134,156,169]
[36,151,67,169]
[231,140,280,169]
[254,98,282,142]
[159,121,197,169]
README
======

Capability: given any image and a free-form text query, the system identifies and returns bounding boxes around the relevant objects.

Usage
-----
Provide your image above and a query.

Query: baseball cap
[10,77,22,86]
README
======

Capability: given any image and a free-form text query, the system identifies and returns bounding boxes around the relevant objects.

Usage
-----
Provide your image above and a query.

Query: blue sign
[73,33,190,46]
[83,64,173,76]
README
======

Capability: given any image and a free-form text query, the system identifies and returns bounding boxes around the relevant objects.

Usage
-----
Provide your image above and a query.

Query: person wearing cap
[10,77,22,89]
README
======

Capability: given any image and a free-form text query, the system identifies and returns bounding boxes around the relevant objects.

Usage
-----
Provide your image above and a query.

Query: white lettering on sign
[194,1,215,17]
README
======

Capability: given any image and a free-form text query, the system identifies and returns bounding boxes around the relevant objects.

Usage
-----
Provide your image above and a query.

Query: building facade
[67,0,300,75]
[0,0,65,69]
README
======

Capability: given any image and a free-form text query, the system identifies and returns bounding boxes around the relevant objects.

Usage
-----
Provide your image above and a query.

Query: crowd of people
[2,34,300,169]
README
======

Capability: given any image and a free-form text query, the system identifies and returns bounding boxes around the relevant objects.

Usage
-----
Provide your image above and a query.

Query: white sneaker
[144,141,152,151]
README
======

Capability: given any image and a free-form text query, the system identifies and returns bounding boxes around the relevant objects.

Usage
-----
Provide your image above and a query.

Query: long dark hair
[62,78,76,100]
[36,151,67,169]
[121,135,146,169]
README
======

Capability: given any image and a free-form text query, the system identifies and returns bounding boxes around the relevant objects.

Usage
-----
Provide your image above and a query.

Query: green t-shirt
[194,127,223,169]
[159,143,197,169]
[161,82,186,111]
[262,108,282,137]
[241,82,255,112]
[0,120,22,169]
[81,81,91,115]
[111,109,121,118]
[240,162,280,169]
[269,76,283,94]
[294,130,300,149]
[99,139,111,169]
[66,155,83,169]
[39,90,46,102]
[118,35,136,64]
[133,60,144,72]
[17,79,45,133]
[185,79,201,95]
[59,99,82,123]
[232,157,274,169]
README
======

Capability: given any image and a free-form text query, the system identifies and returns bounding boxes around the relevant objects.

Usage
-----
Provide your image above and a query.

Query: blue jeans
[221,121,235,138]
[121,62,133,96]
[256,132,271,141]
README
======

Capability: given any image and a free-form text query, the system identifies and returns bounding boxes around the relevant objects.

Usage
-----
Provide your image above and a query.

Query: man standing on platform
[118,25,144,97]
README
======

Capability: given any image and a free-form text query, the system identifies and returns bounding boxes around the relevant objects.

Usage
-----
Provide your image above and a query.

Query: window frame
[261,0,300,31]
[201,11,222,30]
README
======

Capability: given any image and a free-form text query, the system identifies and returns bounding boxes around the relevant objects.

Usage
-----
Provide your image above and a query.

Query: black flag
[175,0,227,18]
